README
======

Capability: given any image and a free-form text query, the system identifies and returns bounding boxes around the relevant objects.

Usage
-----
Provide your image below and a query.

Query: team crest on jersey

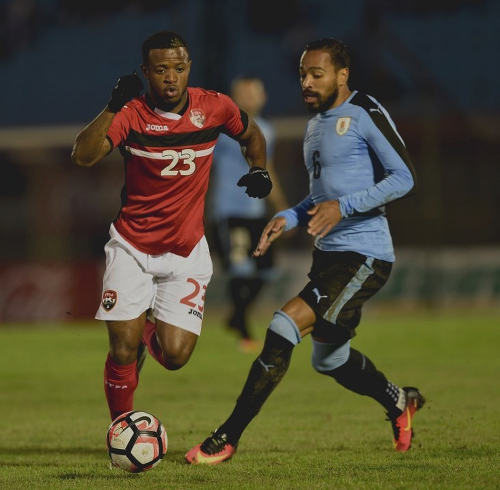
[102,290,117,311]
[336,117,351,136]
[189,109,206,128]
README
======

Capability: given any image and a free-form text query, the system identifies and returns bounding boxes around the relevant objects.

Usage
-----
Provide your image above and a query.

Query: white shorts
[95,224,213,336]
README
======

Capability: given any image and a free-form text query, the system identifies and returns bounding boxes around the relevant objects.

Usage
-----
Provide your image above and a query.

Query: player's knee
[107,320,144,365]
[163,357,186,370]
[311,339,350,374]
[109,343,138,365]
[268,310,301,346]
[160,344,193,371]
[155,323,198,370]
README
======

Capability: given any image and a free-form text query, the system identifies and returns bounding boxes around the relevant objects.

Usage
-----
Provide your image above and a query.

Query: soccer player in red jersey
[71,31,272,421]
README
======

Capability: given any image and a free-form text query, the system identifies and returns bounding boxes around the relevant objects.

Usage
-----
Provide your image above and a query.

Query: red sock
[142,320,169,369]
[104,354,138,421]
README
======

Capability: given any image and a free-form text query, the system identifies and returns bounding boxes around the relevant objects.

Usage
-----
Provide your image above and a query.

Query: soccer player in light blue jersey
[186,38,425,464]
[211,77,287,352]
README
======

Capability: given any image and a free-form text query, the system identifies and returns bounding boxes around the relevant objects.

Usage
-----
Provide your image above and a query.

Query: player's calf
[186,314,299,463]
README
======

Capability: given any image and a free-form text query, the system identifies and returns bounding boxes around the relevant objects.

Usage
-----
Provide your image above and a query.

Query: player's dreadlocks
[142,31,190,63]
[304,38,351,71]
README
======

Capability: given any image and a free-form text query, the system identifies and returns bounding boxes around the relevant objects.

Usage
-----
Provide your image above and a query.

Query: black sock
[324,348,404,418]
[228,277,264,339]
[218,329,294,444]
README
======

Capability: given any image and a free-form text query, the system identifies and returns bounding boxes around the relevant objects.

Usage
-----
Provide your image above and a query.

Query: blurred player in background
[211,77,287,352]
[186,38,425,464]
[71,31,272,421]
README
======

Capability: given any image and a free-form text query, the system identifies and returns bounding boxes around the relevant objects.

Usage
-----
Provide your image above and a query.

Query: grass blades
[0,309,499,489]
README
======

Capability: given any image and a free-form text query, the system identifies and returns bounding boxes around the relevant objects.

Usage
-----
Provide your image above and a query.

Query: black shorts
[213,217,274,276]
[298,249,392,344]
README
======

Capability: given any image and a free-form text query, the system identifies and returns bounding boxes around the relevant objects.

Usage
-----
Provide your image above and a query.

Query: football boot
[389,386,426,452]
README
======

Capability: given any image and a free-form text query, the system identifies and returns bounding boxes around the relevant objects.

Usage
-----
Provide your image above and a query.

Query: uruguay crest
[189,108,206,128]
[336,117,351,136]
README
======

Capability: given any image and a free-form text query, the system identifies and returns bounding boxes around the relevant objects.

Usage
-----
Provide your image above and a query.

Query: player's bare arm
[306,199,342,238]
[253,216,287,257]
[235,119,273,198]
[71,109,114,167]
[72,72,143,167]
[237,117,267,169]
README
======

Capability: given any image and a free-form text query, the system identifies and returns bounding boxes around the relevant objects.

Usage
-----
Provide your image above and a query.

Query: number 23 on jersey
[161,149,196,176]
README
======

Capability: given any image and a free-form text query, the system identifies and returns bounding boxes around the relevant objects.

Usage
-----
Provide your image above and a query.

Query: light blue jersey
[212,116,275,220]
[277,91,416,262]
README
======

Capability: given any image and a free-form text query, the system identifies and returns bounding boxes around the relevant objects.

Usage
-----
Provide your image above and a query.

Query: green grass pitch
[0,309,499,489]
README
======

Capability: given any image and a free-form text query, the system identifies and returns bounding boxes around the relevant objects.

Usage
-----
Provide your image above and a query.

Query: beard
[305,87,339,113]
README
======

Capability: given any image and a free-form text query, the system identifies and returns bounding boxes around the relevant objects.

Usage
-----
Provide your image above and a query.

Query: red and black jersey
[107,87,247,257]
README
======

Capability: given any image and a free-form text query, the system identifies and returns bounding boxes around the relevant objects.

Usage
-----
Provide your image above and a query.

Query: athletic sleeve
[107,106,133,148]
[338,107,416,218]
[219,93,248,138]
[275,195,314,231]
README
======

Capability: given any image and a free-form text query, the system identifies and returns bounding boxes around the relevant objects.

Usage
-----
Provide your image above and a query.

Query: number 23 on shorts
[180,278,206,312]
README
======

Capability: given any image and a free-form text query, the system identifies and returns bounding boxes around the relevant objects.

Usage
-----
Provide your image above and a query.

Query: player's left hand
[253,216,287,256]
[307,200,342,238]
[237,167,273,198]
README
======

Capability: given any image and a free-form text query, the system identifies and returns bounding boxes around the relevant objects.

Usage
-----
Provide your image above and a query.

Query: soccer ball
[107,410,167,472]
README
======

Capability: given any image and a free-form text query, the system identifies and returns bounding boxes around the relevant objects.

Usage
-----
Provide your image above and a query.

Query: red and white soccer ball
[107,411,167,472]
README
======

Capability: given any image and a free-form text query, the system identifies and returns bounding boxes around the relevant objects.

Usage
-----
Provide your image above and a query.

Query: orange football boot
[185,431,237,465]
[389,386,426,452]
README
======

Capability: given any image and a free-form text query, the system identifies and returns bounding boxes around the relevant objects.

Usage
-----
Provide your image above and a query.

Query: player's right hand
[237,167,273,198]
[307,199,341,238]
[107,72,143,113]
[253,216,287,256]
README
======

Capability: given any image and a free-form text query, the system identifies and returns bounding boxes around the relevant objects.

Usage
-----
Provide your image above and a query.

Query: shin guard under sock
[218,329,295,444]
[104,354,138,421]
[326,348,404,417]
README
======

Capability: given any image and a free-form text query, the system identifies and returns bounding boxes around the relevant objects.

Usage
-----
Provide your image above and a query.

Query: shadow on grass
[55,450,192,481]
[1,446,189,469]
[0,445,104,457]
[58,471,141,480]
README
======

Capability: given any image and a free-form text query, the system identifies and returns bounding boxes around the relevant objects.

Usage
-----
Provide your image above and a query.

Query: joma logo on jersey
[146,123,169,132]
[336,117,351,136]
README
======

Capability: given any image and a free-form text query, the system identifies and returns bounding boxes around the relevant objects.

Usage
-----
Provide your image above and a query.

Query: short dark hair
[142,31,189,64]
[304,38,350,71]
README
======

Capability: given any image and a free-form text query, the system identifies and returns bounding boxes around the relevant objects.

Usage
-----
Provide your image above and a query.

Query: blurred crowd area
[1,0,499,320]
[0,0,499,123]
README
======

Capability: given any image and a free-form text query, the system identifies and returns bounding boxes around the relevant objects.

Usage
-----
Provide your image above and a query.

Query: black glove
[107,72,143,113]
[237,166,273,198]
